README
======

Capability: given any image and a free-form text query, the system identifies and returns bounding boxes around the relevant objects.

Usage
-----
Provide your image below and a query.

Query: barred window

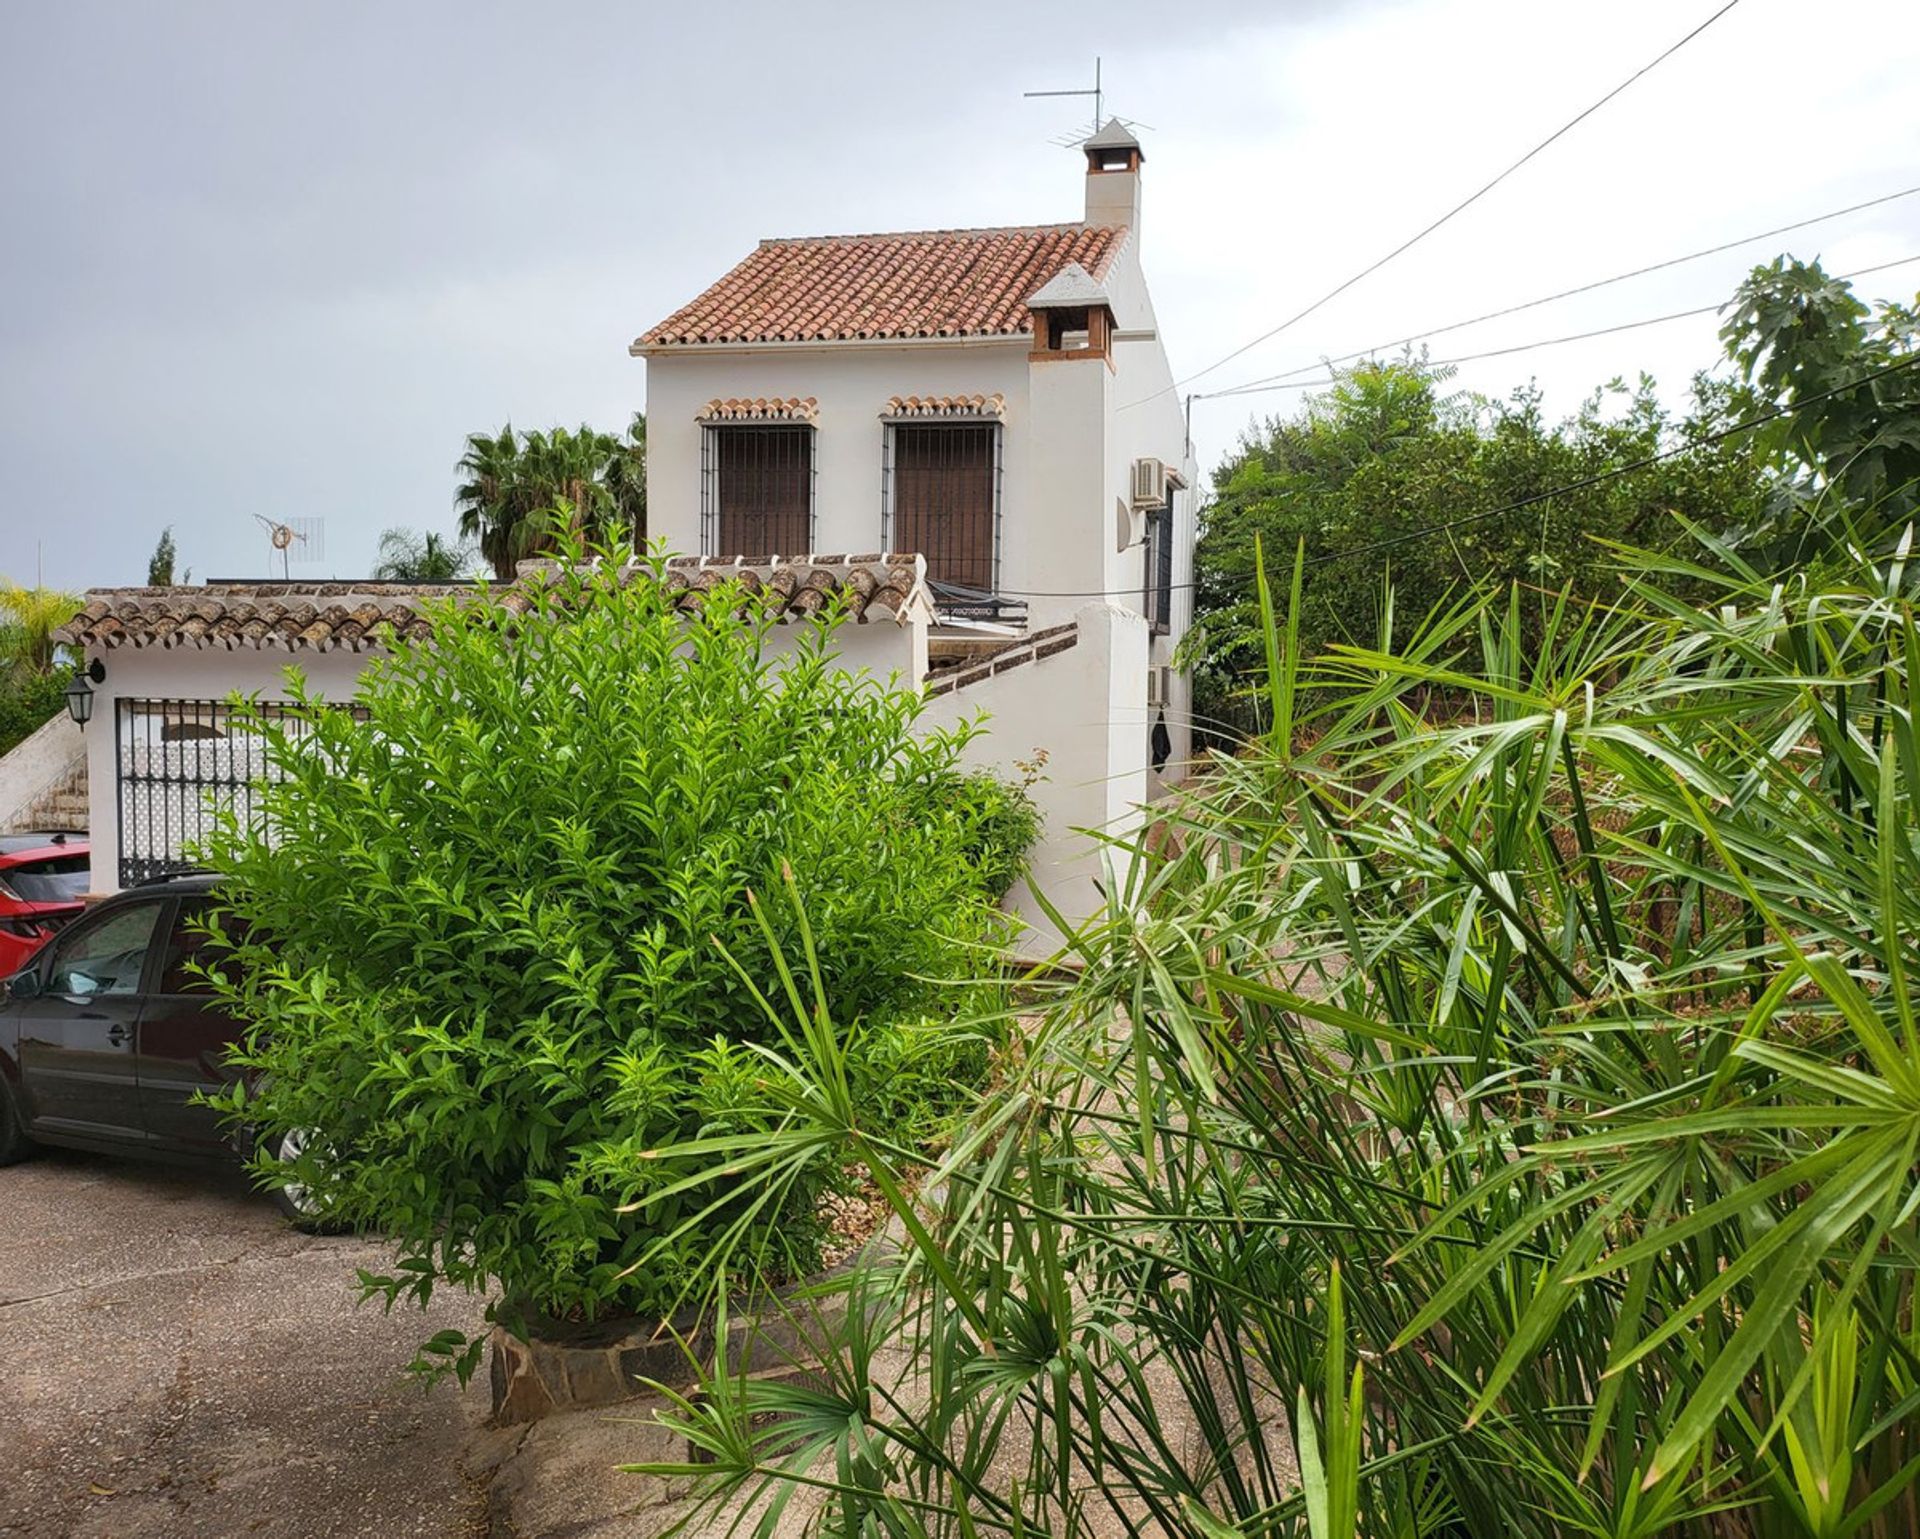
[703,425,814,557]
[884,423,1000,598]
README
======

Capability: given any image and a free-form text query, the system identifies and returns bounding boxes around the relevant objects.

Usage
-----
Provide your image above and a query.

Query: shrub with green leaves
[198,545,1021,1329]
[0,667,64,757]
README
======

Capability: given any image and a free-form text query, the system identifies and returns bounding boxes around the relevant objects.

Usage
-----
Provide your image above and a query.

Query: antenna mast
[1024,56,1103,143]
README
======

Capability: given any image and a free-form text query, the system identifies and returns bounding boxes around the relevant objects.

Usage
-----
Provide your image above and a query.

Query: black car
[0,874,318,1221]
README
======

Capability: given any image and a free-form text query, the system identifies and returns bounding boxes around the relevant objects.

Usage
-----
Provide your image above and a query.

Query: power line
[1195,252,1920,403]
[972,351,1920,600]
[1197,184,1920,400]
[1155,0,1747,401]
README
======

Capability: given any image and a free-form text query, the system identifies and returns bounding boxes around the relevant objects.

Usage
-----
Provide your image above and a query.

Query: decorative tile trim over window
[881,393,1007,421]
[695,397,819,423]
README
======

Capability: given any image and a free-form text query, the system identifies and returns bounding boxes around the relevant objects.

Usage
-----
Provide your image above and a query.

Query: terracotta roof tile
[653,554,931,625]
[636,224,1128,349]
[921,621,1079,696]
[52,557,936,653]
[53,582,483,654]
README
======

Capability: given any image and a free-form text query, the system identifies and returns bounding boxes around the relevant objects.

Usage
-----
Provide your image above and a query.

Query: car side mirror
[6,970,41,1002]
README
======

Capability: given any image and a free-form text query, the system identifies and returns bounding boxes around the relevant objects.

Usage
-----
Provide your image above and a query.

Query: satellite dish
[1114,497,1139,554]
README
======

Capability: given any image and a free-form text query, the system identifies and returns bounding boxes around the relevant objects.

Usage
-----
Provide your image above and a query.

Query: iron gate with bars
[114,697,362,887]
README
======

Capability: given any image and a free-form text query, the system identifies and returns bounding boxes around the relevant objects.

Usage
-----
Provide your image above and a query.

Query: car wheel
[262,1125,335,1230]
[0,1080,36,1166]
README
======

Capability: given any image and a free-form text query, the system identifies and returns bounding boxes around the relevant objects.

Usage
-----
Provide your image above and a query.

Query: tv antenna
[253,514,311,580]
[1024,58,1150,149]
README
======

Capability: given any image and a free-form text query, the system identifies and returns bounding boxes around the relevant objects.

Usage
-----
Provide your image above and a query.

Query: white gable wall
[1095,231,1199,786]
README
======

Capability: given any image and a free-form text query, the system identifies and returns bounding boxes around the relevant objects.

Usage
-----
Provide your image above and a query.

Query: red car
[0,832,90,979]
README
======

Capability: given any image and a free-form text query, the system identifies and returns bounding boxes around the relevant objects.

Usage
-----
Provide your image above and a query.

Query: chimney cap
[1084,117,1144,167]
[1085,118,1142,153]
[1027,261,1113,310]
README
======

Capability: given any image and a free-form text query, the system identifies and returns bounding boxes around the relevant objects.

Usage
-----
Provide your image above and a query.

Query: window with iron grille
[1144,497,1174,634]
[701,425,815,557]
[883,422,1001,599]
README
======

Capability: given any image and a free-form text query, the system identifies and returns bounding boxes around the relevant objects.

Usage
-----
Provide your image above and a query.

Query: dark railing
[114,698,364,887]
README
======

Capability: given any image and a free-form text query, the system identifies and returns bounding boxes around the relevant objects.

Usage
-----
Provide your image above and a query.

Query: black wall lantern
[64,658,105,728]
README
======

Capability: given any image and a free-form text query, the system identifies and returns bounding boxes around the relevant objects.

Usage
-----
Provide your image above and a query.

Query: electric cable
[1153,0,1748,401]
[1195,252,1920,403]
[1195,184,1920,399]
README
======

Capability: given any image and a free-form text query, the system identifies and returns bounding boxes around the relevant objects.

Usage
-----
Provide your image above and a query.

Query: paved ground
[0,1146,492,1539]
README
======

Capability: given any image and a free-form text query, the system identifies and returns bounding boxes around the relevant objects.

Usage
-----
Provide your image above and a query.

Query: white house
[636,121,1199,940]
[46,125,1196,949]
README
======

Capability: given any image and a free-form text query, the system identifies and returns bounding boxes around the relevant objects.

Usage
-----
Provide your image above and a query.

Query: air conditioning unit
[1146,665,1172,709]
[1130,456,1168,510]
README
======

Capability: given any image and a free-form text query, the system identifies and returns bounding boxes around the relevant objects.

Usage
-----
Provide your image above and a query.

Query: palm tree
[455,425,524,580]
[455,421,645,580]
[603,413,647,547]
[0,581,82,674]
[370,528,473,582]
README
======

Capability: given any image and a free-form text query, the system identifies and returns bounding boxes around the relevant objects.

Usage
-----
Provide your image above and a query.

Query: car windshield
[2,855,90,904]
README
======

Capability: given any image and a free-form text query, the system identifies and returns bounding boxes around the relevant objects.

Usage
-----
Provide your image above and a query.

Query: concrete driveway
[0,1147,492,1539]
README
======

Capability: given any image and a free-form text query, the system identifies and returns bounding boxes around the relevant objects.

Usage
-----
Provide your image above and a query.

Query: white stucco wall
[0,713,85,833]
[922,602,1149,954]
[77,613,926,898]
[645,343,1034,572]
[79,600,1154,947]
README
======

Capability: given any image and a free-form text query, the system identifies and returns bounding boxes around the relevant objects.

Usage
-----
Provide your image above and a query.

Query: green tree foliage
[370,526,474,581]
[455,414,647,579]
[0,669,64,757]
[0,580,80,753]
[0,581,82,675]
[196,538,1025,1329]
[147,526,177,586]
[1718,256,1920,562]
[647,536,1920,1539]
[1189,360,1770,736]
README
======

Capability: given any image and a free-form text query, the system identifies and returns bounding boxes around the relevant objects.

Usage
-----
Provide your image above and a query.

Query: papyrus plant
[634,532,1920,1538]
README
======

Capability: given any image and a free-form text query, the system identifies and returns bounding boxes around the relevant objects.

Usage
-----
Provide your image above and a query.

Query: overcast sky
[2,0,1915,591]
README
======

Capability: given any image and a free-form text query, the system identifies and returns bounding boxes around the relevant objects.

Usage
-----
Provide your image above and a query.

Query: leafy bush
[643,538,1920,1538]
[925,757,1044,903]
[1189,359,1773,742]
[198,544,1023,1328]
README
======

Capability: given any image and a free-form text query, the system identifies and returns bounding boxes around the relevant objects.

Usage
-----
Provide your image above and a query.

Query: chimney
[1083,118,1142,231]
